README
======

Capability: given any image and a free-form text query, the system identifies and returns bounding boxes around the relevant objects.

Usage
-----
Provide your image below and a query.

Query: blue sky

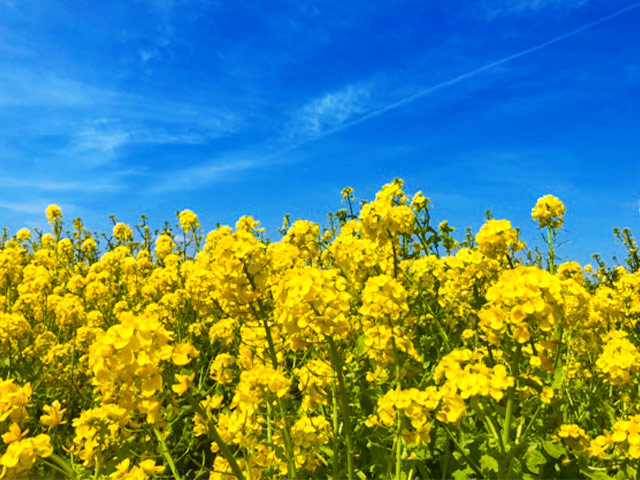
[1,0,639,265]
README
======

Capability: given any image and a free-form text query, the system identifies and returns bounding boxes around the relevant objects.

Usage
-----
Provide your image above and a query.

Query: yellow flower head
[1,423,27,444]
[81,237,97,253]
[532,194,565,229]
[411,191,429,210]
[475,219,523,259]
[171,343,200,366]
[45,205,62,224]
[16,228,31,242]
[40,400,67,427]
[541,386,554,404]
[178,209,200,232]
[171,373,195,396]
[113,223,134,243]
[155,233,175,259]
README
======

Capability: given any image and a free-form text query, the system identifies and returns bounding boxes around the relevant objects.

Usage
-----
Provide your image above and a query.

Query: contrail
[310,1,640,140]
[172,2,640,190]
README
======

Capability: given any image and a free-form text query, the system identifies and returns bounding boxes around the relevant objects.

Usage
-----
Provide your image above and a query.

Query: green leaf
[479,454,499,474]
[524,449,546,474]
[615,470,628,480]
[451,466,475,480]
[354,334,367,357]
[511,456,523,477]
[625,464,637,479]
[542,440,565,459]
[551,367,566,391]
[582,470,613,480]
[356,470,368,480]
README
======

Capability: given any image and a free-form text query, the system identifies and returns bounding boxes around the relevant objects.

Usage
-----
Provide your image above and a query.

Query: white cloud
[0,169,140,193]
[0,66,242,172]
[138,48,161,64]
[0,69,110,108]
[0,200,74,216]
[481,0,589,18]
[290,84,372,138]
[151,157,261,192]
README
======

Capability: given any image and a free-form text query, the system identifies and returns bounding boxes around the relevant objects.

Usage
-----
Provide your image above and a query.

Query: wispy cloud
[0,65,242,175]
[147,1,640,194]
[0,169,140,193]
[301,1,640,142]
[68,119,223,166]
[149,82,376,193]
[0,200,74,216]
[0,69,110,108]
[150,157,261,192]
[481,0,590,18]
[288,84,372,139]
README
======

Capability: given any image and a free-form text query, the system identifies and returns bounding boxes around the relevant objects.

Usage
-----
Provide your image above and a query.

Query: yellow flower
[139,459,165,475]
[589,434,613,458]
[1,423,27,444]
[81,237,97,252]
[40,400,67,427]
[179,209,200,232]
[475,219,523,259]
[411,191,429,209]
[16,228,31,242]
[172,373,195,396]
[532,194,565,229]
[45,205,62,224]
[171,343,199,366]
[32,434,53,457]
[341,187,353,200]
[541,386,554,404]
[113,222,134,242]
[110,458,131,479]
[155,233,176,259]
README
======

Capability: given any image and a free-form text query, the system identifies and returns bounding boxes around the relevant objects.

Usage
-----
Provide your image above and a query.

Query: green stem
[7,340,13,377]
[260,316,297,480]
[441,425,482,477]
[499,346,521,480]
[502,346,521,447]
[186,395,246,480]
[276,399,297,479]
[93,456,100,480]
[328,337,354,480]
[430,310,451,351]
[332,390,339,480]
[45,454,76,479]
[393,339,403,480]
[266,402,272,445]
[68,331,77,405]
[440,438,450,480]
[518,403,543,445]
[154,429,183,480]
[389,231,399,279]
[471,400,504,455]
[395,412,403,480]
[41,459,72,479]
[547,226,555,274]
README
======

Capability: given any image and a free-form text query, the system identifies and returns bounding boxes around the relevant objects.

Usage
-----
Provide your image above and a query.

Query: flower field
[2,179,640,479]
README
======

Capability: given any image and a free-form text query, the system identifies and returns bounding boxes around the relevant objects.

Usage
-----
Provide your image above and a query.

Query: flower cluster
[0,378,53,478]
[475,219,524,259]
[595,330,640,385]
[531,194,565,229]
[1,183,639,479]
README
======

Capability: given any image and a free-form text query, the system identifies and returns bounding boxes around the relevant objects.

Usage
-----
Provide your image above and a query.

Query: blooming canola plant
[1,180,639,479]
